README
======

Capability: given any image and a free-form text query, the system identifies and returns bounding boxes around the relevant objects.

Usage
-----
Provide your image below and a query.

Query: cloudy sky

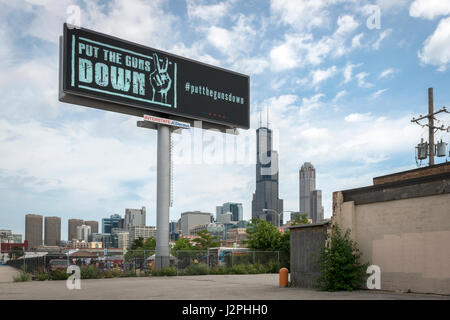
[1,0,449,240]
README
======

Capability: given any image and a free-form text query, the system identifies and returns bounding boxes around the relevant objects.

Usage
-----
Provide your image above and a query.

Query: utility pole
[428,88,434,165]
[411,87,449,166]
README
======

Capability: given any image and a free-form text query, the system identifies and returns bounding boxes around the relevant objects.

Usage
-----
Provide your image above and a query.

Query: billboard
[60,24,250,130]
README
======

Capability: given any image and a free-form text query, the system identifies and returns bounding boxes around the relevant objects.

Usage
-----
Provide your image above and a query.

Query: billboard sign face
[60,24,250,129]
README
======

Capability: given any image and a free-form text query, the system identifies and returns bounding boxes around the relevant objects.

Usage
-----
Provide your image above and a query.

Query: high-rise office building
[169,221,178,241]
[129,226,156,244]
[84,221,98,234]
[44,216,61,246]
[251,125,283,226]
[68,219,83,241]
[216,203,243,222]
[179,211,212,236]
[102,214,122,234]
[311,190,324,223]
[25,214,43,249]
[299,162,324,223]
[76,224,91,242]
[124,207,146,230]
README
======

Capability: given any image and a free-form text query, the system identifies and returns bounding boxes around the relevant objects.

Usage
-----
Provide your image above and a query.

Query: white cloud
[410,0,450,20]
[270,0,330,31]
[333,90,347,102]
[342,62,362,84]
[345,113,373,122]
[311,66,338,86]
[232,57,269,75]
[298,93,325,116]
[356,72,374,88]
[376,0,410,11]
[205,14,257,58]
[418,17,450,71]
[378,68,397,79]
[351,32,364,48]
[335,15,359,36]
[269,15,361,72]
[371,88,388,99]
[17,0,179,49]
[186,0,231,24]
[170,42,220,66]
[372,29,392,50]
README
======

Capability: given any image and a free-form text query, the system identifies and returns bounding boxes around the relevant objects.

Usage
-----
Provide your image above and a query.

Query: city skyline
[1,1,449,241]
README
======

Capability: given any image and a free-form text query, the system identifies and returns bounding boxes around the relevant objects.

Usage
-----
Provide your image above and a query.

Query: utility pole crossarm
[410,88,448,166]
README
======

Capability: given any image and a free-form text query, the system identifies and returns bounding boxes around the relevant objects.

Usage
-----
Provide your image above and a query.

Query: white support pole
[155,124,170,269]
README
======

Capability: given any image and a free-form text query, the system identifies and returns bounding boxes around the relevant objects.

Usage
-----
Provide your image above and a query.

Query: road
[0,266,448,300]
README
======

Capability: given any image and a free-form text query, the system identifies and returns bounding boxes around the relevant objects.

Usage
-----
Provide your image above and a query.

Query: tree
[143,237,156,251]
[171,238,194,253]
[191,230,219,251]
[246,219,282,251]
[130,237,144,250]
[317,224,369,291]
[8,246,24,259]
[291,213,310,226]
[126,237,156,260]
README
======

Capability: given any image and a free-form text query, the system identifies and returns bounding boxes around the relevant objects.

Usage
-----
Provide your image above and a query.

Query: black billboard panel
[61,24,250,129]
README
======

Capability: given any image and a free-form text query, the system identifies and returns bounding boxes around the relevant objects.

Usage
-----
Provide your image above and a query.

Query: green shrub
[51,269,69,280]
[103,270,114,278]
[245,264,259,274]
[267,261,281,273]
[209,266,228,275]
[112,270,121,277]
[119,270,137,277]
[13,272,32,282]
[230,264,248,274]
[317,224,369,291]
[182,263,209,275]
[152,266,177,276]
[80,265,102,279]
[35,272,50,281]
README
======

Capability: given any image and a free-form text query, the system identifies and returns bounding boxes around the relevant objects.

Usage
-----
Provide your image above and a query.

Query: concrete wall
[290,223,329,288]
[333,176,450,295]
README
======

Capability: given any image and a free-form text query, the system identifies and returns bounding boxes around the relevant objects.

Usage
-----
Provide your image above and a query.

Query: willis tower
[251,114,283,226]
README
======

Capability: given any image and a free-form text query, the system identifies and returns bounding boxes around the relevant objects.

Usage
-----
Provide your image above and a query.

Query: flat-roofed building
[68,219,83,241]
[129,226,156,244]
[25,214,43,249]
[180,211,212,236]
[44,216,61,246]
[84,221,99,234]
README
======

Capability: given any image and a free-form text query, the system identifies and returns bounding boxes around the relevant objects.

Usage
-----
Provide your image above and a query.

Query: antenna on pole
[266,105,270,129]
[259,106,262,128]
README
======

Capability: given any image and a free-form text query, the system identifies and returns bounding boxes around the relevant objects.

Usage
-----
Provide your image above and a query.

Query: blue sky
[1,0,449,241]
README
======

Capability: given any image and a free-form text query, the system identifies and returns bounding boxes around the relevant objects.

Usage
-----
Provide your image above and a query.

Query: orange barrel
[279,268,288,287]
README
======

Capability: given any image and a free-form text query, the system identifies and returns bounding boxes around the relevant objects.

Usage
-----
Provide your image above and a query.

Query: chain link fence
[6,249,289,279]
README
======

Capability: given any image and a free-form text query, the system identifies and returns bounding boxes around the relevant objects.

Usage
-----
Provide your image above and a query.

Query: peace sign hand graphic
[150,53,172,104]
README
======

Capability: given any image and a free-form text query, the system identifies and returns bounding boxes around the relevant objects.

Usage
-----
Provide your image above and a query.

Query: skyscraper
[102,214,122,234]
[311,190,324,223]
[216,203,243,222]
[76,224,91,242]
[68,219,83,241]
[25,214,43,248]
[252,125,283,226]
[124,207,146,230]
[299,162,324,223]
[84,221,98,234]
[44,216,61,246]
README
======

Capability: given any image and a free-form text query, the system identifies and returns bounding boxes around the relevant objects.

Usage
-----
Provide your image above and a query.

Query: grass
[13,272,32,282]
